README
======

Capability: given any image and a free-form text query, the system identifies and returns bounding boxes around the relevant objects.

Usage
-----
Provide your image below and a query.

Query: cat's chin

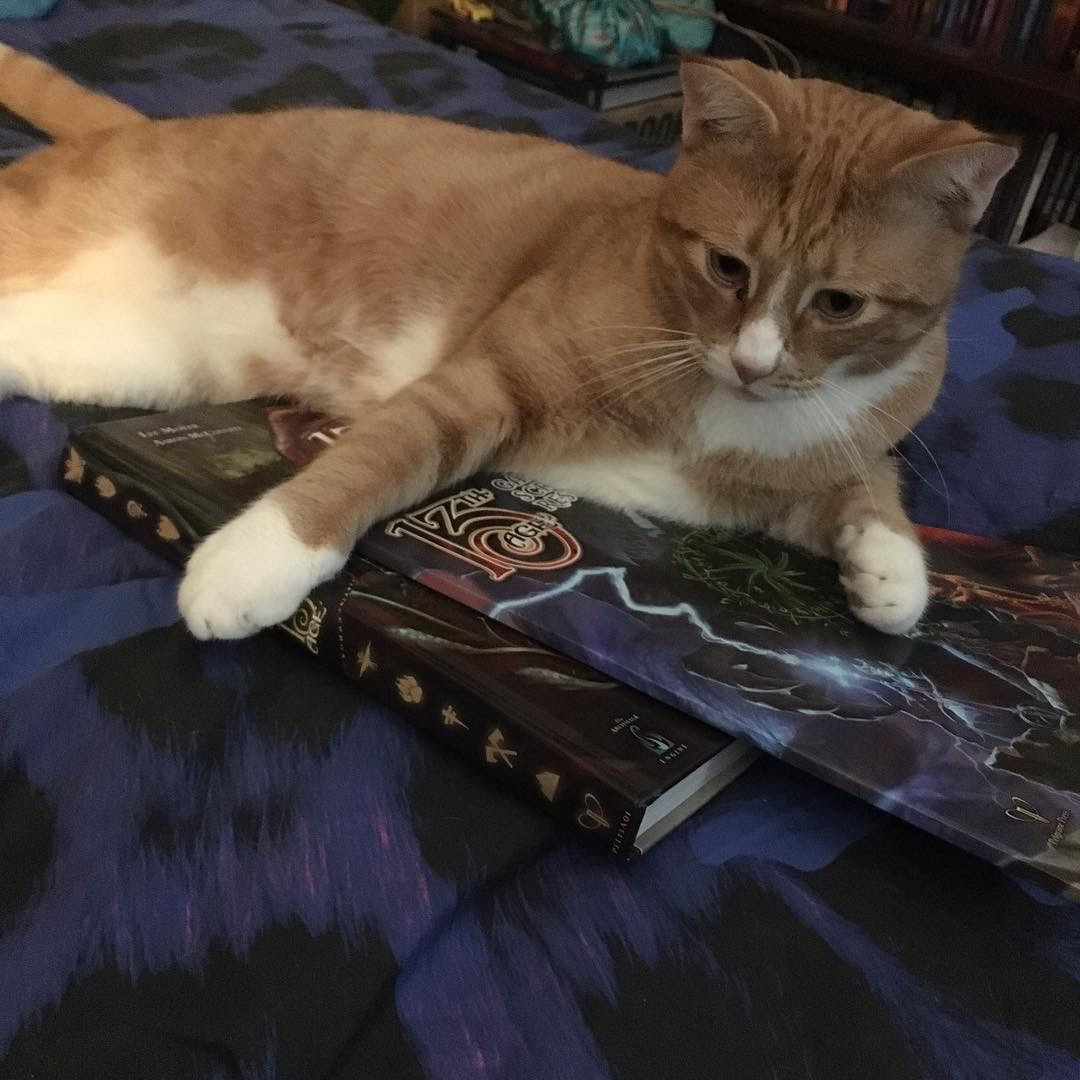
[710,380,795,404]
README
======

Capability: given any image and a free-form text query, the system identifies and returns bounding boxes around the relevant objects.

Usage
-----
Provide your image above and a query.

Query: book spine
[973,0,1001,48]
[1041,0,1072,62]
[1012,0,1047,57]
[1024,0,1057,58]
[59,443,650,856]
[304,570,649,854]
[888,0,914,30]
[986,0,1020,54]
[916,0,940,34]
[1052,144,1080,224]
[1024,137,1069,237]
[1009,131,1059,244]
[1061,11,1080,66]
[936,0,961,40]
[958,0,980,42]
[1064,166,1080,226]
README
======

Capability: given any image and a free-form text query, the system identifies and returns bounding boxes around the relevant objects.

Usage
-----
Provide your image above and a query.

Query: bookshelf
[719,0,1080,129]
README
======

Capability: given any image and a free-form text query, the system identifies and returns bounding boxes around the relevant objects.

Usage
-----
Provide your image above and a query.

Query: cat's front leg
[770,459,929,635]
[178,358,518,639]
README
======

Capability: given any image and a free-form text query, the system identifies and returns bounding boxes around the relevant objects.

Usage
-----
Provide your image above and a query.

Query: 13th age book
[61,403,757,856]
[63,401,1080,894]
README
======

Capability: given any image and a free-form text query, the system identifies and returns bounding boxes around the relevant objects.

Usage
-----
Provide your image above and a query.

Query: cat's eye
[708,250,750,289]
[813,289,865,321]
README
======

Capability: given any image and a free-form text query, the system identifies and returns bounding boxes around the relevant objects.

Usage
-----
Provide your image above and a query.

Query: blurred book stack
[429,8,684,144]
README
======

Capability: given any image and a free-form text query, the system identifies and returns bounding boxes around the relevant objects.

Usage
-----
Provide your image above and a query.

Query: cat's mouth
[720,380,811,403]
[733,386,764,402]
[701,347,816,402]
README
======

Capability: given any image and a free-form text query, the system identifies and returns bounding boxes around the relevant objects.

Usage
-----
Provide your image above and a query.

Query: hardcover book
[64,401,1080,894]
[60,404,757,857]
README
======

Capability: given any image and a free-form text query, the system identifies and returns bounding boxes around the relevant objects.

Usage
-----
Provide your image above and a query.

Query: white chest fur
[692,353,922,459]
[532,451,713,524]
[341,313,445,402]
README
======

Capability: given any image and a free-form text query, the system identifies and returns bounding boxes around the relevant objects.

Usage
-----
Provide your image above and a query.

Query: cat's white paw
[178,501,346,640]
[835,521,928,635]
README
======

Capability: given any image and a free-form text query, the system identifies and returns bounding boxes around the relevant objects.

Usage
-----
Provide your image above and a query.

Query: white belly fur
[0,231,296,406]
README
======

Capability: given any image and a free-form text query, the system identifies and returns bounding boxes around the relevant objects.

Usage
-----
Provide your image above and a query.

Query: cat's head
[653,56,1016,401]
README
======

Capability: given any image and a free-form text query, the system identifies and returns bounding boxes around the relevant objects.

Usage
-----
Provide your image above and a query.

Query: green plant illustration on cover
[672,528,848,625]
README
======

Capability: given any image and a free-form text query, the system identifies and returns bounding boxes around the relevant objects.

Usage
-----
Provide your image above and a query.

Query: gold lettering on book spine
[280,598,327,655]
[63,450,85,484]
[156,516,181,542]
[441,704,468,730]
[396,675,424,704]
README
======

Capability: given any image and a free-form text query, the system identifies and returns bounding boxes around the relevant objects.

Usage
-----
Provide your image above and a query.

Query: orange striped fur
[0,50,1016,638]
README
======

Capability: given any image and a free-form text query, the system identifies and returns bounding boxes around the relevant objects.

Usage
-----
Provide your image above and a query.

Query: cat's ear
[679,56,779,150]
[887,138,1019,229]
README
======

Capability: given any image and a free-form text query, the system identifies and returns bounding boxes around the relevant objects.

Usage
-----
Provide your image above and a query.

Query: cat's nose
[731,317,783,384]
[731,358,775,385]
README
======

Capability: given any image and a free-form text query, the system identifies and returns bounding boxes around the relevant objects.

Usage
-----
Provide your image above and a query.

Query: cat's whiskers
[816,375,951,516]
[576,344,703,389]
[569,324,696,341]
[847,414,947,504]
[825,396,949,504]
[590,354,700,401]
[805,392,878,514]
[578,343,704,386]
[587,351,704,408]
[578,352,695,403]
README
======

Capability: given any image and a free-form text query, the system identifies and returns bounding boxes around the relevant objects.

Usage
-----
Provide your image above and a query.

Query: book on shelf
[1022,137,1080,240]
[61,404,757,858]
[1007,131,1058,244]
[806,0,1080,68]
[429,9,681,110]
[1062,11,1080,68]
[63,401,1080,897]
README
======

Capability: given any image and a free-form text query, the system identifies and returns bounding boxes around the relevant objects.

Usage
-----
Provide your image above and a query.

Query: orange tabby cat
[0,44,1015,639]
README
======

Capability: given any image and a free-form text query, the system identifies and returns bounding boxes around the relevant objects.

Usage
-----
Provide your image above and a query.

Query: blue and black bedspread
[2,2,1079,1077]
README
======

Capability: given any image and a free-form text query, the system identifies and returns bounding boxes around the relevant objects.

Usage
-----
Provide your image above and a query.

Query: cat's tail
[0,42,146,139]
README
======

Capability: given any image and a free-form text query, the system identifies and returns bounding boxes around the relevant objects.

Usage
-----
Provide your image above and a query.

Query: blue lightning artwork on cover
[359,462,1080,893]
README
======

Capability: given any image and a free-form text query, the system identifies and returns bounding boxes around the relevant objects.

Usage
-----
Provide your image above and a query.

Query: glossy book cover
[61,403,755,855]
[68,401,1080,893]
[358,451,1080,898]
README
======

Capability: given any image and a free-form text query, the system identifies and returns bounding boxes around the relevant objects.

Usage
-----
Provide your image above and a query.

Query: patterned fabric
[1,2,1079,1078]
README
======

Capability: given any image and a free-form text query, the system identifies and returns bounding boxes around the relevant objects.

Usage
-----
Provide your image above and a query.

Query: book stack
[429,9,684,145]
[62,401,1080,896]
[63,403,757,856]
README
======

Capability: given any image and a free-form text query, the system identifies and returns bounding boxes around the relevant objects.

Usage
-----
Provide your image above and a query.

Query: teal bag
[0,0,58,16]
[531,0,666,67]
[656,0,714,52]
